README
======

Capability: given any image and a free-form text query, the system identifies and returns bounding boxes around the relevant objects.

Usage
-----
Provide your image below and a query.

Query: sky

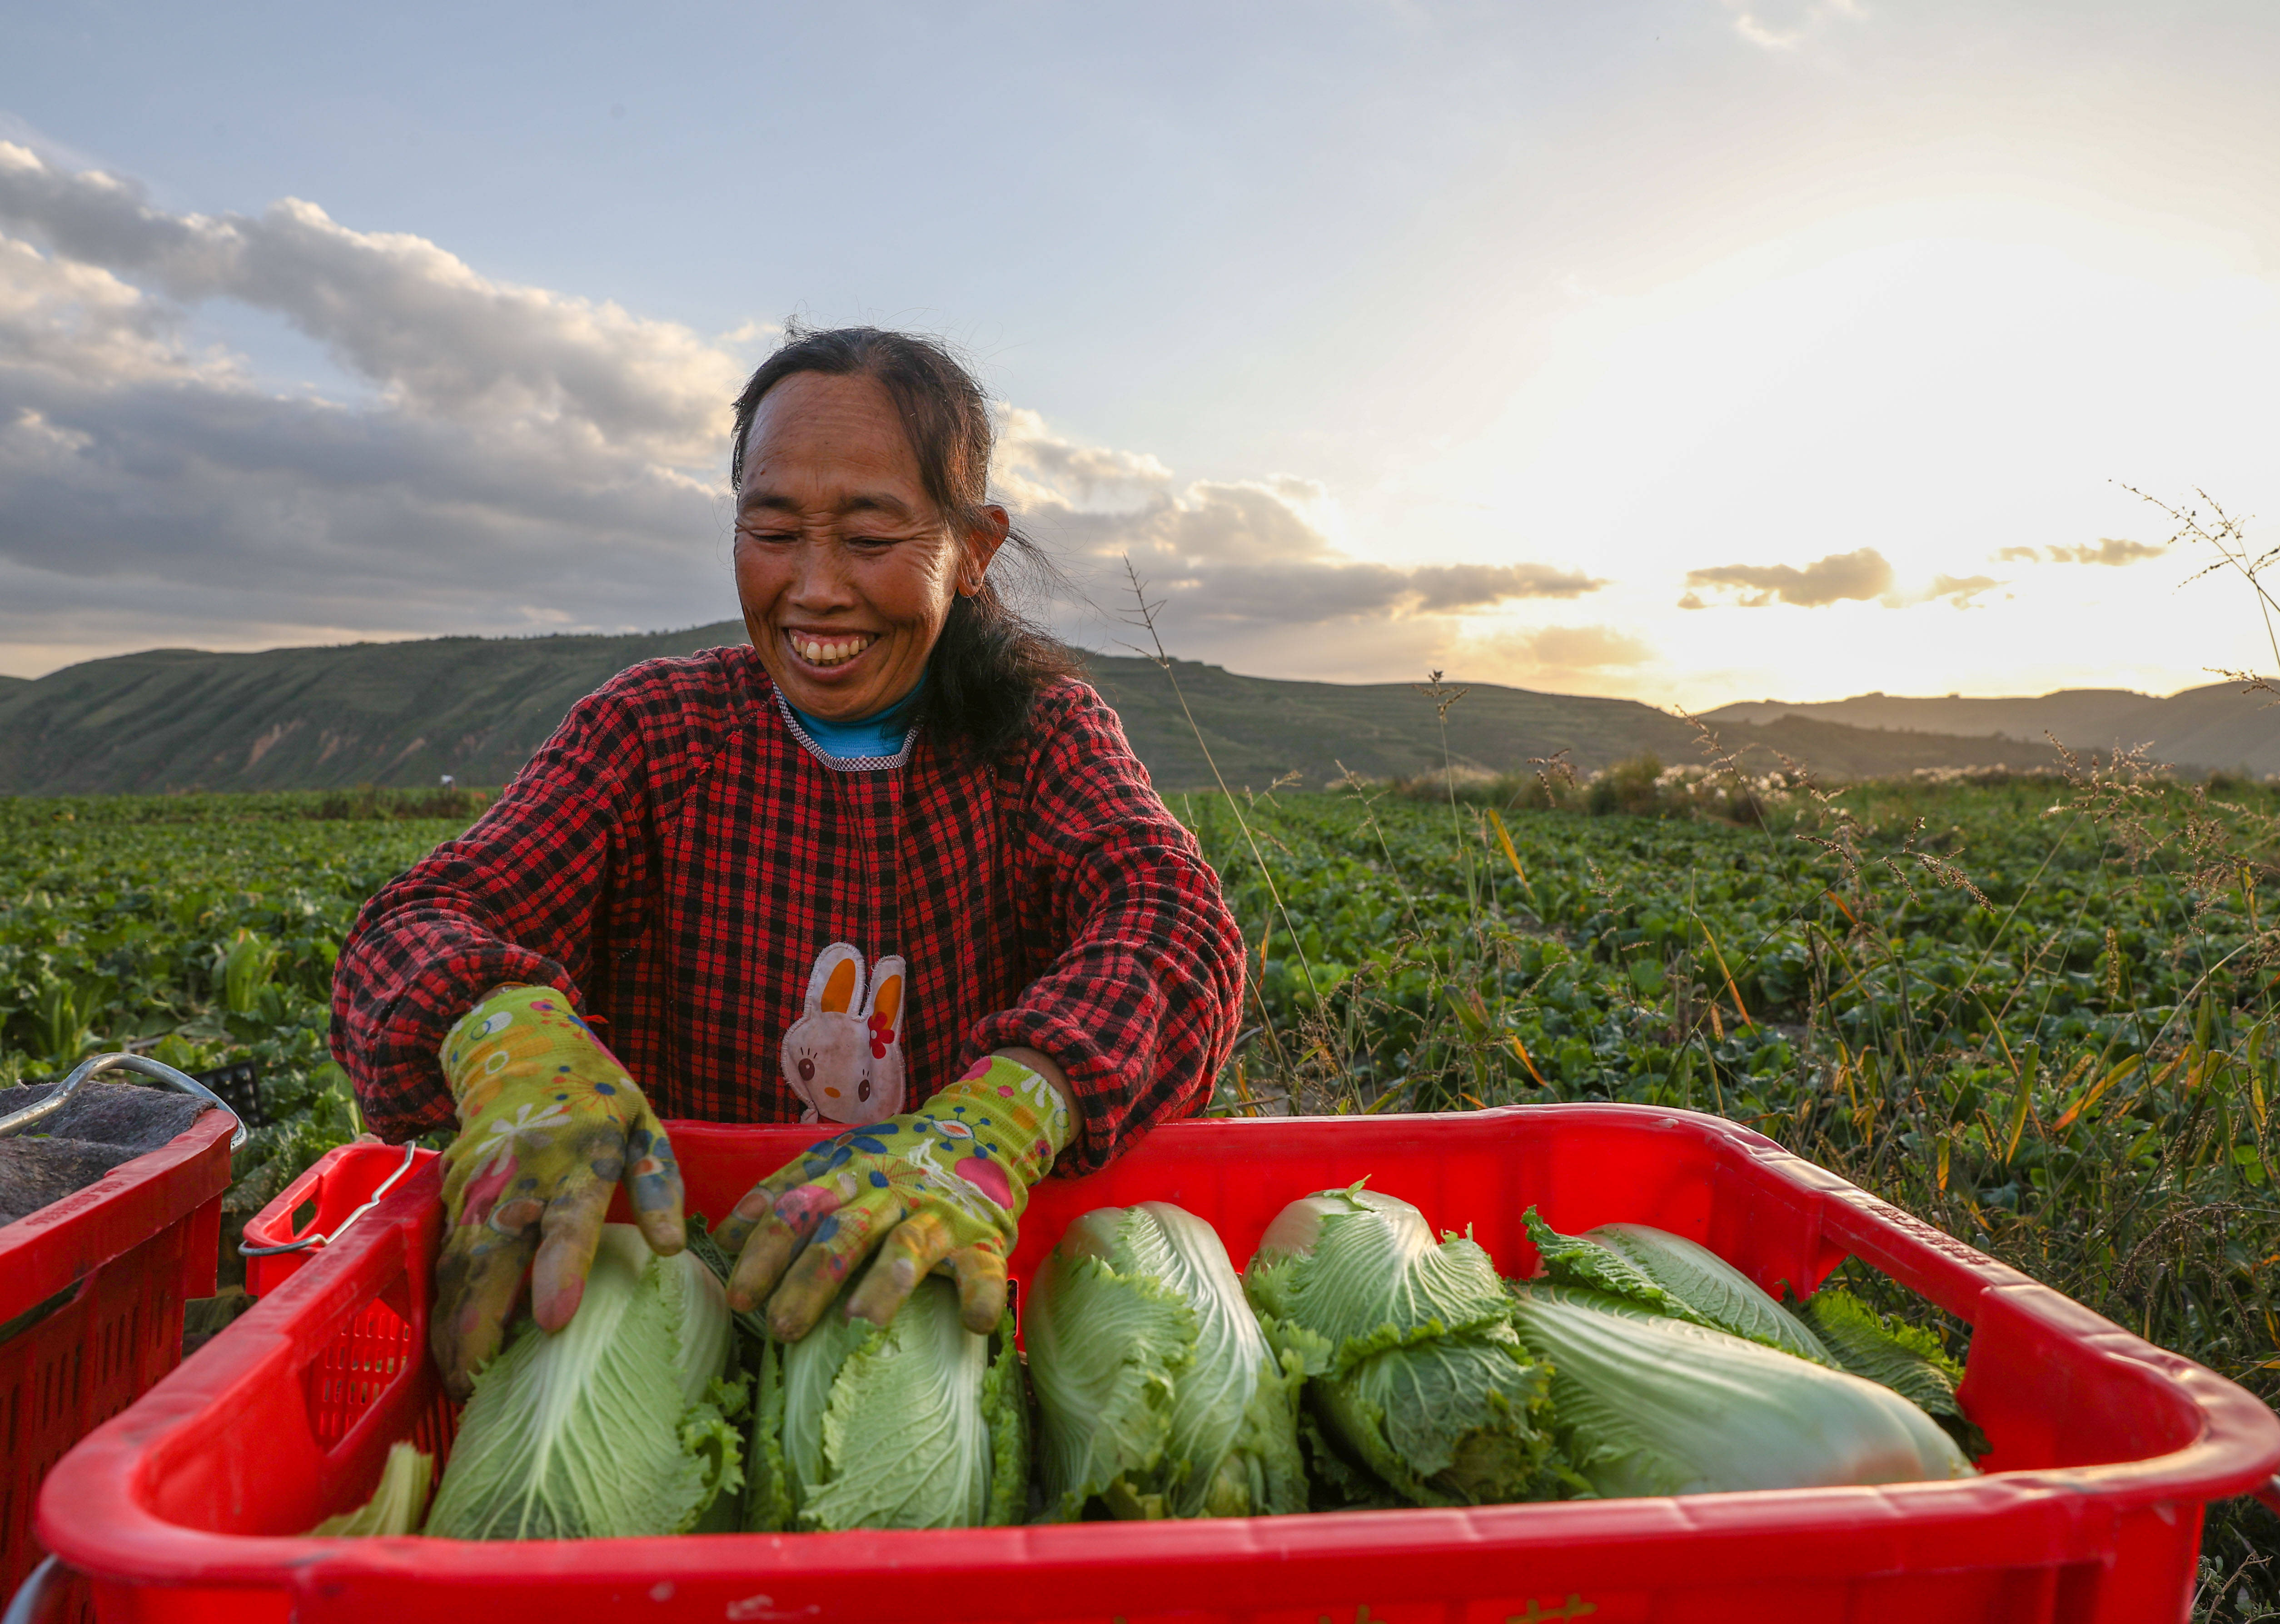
[1,0,2277,707]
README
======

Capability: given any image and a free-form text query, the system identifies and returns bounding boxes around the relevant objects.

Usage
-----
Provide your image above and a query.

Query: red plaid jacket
[330,646,1245,1174]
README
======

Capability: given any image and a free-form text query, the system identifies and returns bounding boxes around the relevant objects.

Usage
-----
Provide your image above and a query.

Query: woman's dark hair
[730,324,1080,759]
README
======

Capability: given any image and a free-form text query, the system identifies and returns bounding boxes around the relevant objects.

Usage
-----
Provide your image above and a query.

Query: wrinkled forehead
[737,371,933,516]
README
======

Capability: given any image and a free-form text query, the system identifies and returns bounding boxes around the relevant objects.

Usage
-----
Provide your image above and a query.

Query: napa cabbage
[743,1275,1027,1532]
[1245,1184,1557,1507]
[1028,1201,1307,1520]
[1790,1285,1988,1458]
[1521,1210,1987,1461]
[423,1224,743,1540]
[309,1442,433,1537]
[1506,1281,1976,1497]
[1522,1207,1835,1365]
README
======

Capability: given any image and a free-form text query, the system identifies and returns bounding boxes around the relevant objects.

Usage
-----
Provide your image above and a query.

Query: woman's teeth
[788,632,875,668]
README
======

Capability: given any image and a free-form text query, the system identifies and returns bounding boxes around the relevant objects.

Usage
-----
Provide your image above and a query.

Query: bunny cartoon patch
[781,943,906,1126]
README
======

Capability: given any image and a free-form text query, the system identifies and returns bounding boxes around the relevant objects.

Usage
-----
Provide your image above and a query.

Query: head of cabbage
[423,1224,744,1540]
[1026,1201,1307,1520]
[1505,1281,1976,1497]
[1245,1184,1560,1508]
[742,1275,1028,1532]
[1520,1208,1987,1463]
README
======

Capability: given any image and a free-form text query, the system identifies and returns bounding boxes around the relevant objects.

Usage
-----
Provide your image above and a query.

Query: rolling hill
[0,623,2177,796]
[1088,660,2059,791]
[1702,685,2280,776]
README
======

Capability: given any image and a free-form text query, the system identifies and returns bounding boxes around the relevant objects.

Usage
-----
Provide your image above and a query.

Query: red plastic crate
[36,1104,2280,1624]
[1,1109,234,1621]
[237,1143,438,1300]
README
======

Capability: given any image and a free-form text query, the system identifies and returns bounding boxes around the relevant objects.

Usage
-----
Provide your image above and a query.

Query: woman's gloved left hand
[714,1053,1072,1339]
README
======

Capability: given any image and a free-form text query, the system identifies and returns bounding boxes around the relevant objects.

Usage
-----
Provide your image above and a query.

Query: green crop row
[0,794,478,1226]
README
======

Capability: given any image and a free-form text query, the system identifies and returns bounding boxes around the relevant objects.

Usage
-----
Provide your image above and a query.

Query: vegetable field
[1181,765,2280,1619]
[3,769,2277,1614]
[0,788,488,1234]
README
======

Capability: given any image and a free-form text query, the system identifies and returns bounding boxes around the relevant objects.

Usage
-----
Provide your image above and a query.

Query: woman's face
[734,370,1006,722]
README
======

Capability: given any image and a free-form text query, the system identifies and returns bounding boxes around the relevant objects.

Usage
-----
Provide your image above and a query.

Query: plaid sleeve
[329,659,713,1141]
[966,683,1246,1175]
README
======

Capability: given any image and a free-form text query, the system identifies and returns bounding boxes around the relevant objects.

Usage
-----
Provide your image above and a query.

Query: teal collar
[783,677,926,768]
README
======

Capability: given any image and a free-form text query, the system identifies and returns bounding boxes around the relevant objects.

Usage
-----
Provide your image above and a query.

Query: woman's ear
[957,504,1011,597]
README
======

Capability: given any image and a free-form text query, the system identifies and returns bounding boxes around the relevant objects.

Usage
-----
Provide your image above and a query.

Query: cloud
[1717,0,1864,51]
[0,151,719,656]
[1682,547,1893,608]
[0,141,755,668]
[1410,563,1602,610]
[1521,625,1655,669]
[0,234,214,388]
[995,405,1175,510]
[993,408,1603,634]
[0,265,726,648]
[1680,549,2011,612]
[1993,537,2167,567]
[0,143,737,463]
[1924,573,2002,608]
[718,319,785,348]
[0,143,1604,677]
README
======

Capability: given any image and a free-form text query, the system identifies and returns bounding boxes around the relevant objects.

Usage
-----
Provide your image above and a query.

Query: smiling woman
[331,326,1246,1397]
[727,326,1080,753]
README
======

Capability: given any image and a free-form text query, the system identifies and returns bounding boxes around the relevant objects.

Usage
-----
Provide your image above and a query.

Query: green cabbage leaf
[423,1224,742,1539]
[1507,1281,1976,1497]
[1246,1184,1557,1507]
[309,1441,433,1537]
[745,1275,1026,1532]
[1028,1201,1306,1520]
[1791,1286,1988,1458]
[1521,1207,1834,1365]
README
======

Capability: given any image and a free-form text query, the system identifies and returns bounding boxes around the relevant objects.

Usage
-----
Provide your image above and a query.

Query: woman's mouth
[782,629,878,670]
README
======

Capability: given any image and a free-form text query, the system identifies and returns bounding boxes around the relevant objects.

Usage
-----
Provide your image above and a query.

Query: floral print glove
[432,983,685,1397]
[715,1054,1071,1340]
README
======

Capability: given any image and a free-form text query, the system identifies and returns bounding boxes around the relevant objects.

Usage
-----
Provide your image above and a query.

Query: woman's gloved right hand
[431,983,684,1398]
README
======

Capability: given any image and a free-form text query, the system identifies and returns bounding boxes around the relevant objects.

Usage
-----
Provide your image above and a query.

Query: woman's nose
[786,539,857,611]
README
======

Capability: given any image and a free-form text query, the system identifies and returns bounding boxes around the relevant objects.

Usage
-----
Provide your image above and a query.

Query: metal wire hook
[1,1556,67,1624]
[0,1051,249,1153]
[238,1142,420,1259]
